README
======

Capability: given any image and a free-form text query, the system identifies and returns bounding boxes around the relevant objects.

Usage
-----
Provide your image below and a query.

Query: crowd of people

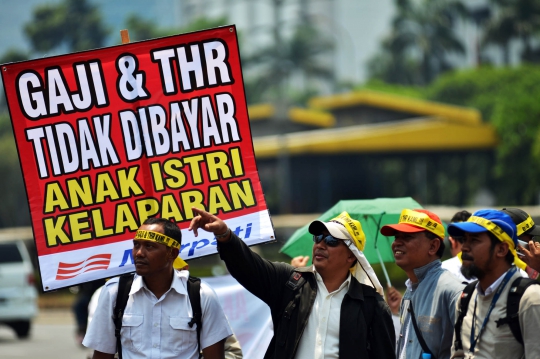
[81,206,540,359]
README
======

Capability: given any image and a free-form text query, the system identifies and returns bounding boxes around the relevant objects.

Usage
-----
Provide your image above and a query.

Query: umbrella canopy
[280,197,422,264]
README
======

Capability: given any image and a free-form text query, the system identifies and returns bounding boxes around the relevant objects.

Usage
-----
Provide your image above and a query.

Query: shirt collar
[129,270,189,296]
[405,260,442,291]
[476,267,514,296]
[314,270,351,294]
[412,259,441,283]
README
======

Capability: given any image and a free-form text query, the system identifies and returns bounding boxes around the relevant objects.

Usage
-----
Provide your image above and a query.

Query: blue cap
[447,209,518,246]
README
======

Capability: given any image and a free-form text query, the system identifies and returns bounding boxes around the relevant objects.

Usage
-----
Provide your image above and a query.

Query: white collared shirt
[295,270,351,359]
[476,267,513,296]
[83,270,232,359]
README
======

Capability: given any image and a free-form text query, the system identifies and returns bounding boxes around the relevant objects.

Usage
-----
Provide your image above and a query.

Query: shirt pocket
[167,316,197,355]
[121,314,144,352]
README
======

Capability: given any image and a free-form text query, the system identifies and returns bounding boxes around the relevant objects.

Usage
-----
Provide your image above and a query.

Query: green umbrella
[280,197,423,287]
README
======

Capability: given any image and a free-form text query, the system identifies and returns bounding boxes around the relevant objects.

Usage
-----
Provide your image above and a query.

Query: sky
[0,0,396,84]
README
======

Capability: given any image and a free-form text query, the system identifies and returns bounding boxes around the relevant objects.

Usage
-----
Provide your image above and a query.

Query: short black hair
[142,217,182,246]
[451,210,472,223]
[487,231,514,265]
[425,231,445,258]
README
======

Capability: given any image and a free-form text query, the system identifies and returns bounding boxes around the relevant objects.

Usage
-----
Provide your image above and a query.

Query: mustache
[461,253,474,261]
[314,250,327,257]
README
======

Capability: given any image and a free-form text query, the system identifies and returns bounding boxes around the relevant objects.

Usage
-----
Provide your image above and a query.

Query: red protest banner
[1,25,274,291]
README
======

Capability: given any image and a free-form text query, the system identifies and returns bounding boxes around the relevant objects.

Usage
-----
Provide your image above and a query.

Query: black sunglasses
[313,234,343,247]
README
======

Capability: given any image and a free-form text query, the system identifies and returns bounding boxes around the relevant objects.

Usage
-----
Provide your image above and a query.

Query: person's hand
[386,286,402,316]
[189,207,229,241]
[518,241,540,272]
[291,256,309,267]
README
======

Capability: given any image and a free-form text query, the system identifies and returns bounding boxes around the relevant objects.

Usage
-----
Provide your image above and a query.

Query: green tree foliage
[24,0,109,53]
[368,0,467,85]
[0,49,29,64]
[125,15,228,42]
[243,23,334,104]
[0,49,29,113]
[0,114,30,227]
[482,0,540,63]
[428,66,540,204]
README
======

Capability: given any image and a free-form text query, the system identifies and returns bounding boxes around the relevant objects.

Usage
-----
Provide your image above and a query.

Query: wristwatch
[215,228,231,239]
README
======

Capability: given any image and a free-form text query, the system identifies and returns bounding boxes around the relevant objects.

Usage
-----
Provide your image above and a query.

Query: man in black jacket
[190,208,396,359]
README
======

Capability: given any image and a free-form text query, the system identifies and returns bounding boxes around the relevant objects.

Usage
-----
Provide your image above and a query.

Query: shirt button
[318,340,322,345]
[153,344,157,348]
[154,323,158,327]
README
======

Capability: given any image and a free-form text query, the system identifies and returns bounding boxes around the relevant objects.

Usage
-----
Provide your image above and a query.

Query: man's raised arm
[189,207,231,242]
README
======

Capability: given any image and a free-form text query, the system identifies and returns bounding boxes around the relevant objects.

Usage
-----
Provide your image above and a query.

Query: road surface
[0,309,91,359]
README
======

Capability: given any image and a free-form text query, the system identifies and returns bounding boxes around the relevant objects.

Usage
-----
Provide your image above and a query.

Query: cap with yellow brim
[448,209,527,271]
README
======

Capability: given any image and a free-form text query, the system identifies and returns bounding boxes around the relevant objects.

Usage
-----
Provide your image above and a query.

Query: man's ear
[167,247,179,260]
[496,242,510,258]
[428,237,441,256]
[346,250,356,264]
[448,237,457,250]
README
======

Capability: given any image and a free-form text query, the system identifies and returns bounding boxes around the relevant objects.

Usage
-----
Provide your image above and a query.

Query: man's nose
[314,239,327,249]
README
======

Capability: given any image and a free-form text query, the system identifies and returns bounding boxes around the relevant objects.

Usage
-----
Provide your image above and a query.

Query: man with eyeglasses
[381,209,465,359]
[189,208,396,359]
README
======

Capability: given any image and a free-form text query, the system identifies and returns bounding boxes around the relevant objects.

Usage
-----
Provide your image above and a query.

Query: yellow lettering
[69,211,92,242]
[183,155,205,184]
[150,162,165,191]
[181,190,205,219]
[44,216,71,246]
[230,148,244,176]
[206,151,232,181]
[208,185,232,214]
[92,209,114,238]
[95,172,120,203]
[161,194,184,221]
[44,182,70,213]
[67,177,94,208]
[136,198,160,224]
[164,159,187,189]
[117,166,143,197]
[229,180,255,209]
[115,203,139,232]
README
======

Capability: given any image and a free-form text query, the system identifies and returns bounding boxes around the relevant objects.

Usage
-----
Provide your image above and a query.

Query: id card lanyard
[469,267,516,352]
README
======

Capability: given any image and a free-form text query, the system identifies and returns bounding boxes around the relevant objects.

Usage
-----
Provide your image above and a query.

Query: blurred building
[248,90,498,213]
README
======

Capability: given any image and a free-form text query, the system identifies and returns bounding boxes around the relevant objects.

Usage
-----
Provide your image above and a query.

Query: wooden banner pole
[120,29,130,44]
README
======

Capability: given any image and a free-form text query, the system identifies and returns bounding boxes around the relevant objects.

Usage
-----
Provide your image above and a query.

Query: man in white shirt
[83,217,233,359]
[189,208,396,359]
[441,210,473,283]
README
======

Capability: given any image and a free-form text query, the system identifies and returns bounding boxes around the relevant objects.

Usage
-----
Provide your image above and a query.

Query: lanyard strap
[469,267,516,352]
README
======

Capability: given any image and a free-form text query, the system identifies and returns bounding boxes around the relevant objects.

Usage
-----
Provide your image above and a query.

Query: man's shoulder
[420,267,465,303]
[101,276,121,293]
[520,280,540,307]
[294,265,314,274]
[441,256,460,269]
[438,267,466,291]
